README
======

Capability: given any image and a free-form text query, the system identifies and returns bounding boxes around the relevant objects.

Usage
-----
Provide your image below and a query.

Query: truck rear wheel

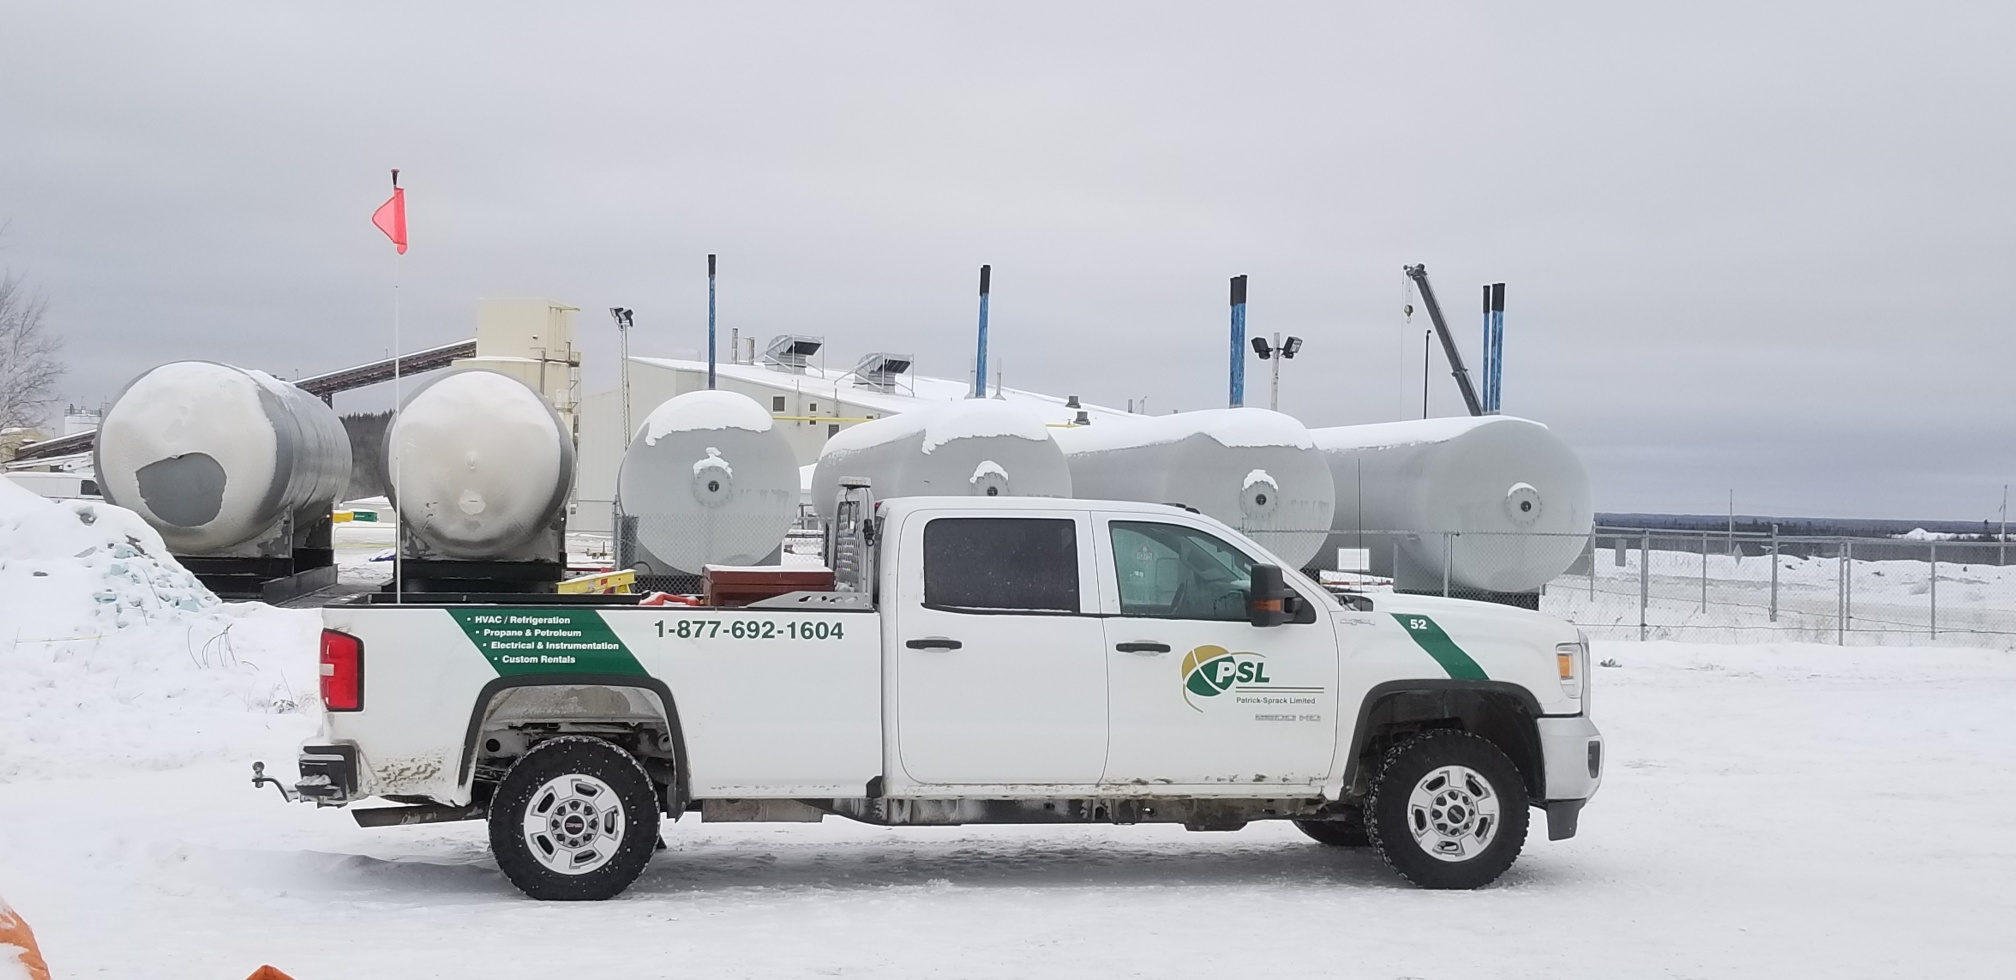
[1365,730,1528,889]
[489,736,660,901]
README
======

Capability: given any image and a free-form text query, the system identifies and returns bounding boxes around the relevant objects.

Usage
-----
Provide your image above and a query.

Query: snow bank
[0,479,318,782]
[1,478,216,630]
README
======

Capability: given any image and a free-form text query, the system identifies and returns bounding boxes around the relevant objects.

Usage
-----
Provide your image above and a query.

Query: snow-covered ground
[5,483,2013,976]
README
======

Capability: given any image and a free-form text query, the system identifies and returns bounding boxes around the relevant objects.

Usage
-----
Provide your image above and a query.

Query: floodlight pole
[610,308,633,439]
[1269,332,1283,411]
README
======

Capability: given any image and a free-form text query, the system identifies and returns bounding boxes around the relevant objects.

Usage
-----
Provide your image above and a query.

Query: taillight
[320,629,363,711]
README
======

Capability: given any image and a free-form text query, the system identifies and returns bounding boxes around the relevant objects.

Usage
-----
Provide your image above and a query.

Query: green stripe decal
[1391,613,1488,680]
[447,608,647,676]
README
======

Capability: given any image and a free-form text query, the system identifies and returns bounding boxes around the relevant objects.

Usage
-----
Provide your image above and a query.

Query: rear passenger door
[890,510,1109,785]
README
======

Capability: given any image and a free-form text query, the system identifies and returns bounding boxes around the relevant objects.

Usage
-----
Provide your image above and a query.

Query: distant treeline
[341,411,390,500]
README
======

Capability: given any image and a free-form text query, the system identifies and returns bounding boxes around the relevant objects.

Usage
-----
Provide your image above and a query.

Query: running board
[351,803,486,828]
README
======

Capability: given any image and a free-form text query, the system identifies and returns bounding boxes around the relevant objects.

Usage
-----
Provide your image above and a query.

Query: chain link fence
[609,508,826,596]
[1319,527,2016,649]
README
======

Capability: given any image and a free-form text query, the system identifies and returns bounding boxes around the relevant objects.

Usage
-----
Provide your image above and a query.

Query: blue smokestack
[973,264,991,398]
[707,253,718,390]
[1229,275,1248,407]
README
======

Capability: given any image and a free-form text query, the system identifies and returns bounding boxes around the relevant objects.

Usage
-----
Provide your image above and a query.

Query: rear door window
[923,517,1080,613]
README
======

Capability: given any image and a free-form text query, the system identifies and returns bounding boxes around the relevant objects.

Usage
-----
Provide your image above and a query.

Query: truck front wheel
[1365,730,1528,889]
[488,736,660,901]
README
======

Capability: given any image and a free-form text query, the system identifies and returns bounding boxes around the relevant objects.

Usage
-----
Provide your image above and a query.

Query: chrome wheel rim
[1406,764,1500,862]
[521,773,625,876]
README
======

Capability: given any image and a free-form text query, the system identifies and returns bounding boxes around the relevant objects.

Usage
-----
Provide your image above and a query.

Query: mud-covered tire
[1366,730,1528,889]
[489,736,660,901]
[1294,812,1369,847]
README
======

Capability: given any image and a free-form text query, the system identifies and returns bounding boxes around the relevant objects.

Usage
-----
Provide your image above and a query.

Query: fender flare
[456,672,691,810]
[1342,679,1546,797]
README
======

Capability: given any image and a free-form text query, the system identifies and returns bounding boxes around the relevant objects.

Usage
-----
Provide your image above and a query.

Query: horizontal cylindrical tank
[618,390,800,573]
[95,361,351,554]
[1311,415,1593,594]
[1052,408,1335,569]
[810,401,1073,521]
[387,369,574,560]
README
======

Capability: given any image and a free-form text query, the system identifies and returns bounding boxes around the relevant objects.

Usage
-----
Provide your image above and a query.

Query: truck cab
[286,495,1603,900]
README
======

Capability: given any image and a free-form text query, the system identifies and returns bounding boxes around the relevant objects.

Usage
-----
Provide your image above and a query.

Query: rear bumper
[297,744,360,805]
[1535,715,1603,839]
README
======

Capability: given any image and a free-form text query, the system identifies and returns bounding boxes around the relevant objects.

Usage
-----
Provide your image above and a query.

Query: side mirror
[1247,564,1300,627]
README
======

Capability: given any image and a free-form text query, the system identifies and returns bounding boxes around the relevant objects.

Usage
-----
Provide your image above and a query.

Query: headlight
[1555,639,1586,701]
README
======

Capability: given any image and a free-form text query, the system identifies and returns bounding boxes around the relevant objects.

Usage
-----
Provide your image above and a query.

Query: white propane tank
[1052,408,1335,569]
[94,361,351,554]
[1311,415,1593,594]
[617,390,799,573]
[810,400,1072,522]
[387,369,574,560]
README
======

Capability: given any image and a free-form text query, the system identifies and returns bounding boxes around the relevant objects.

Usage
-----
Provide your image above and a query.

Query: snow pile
[1306,414,1547,452]
[0,479,318,782]
[693,448,732,477]
[0,477,218,631]
[641,389,775,444]
[822,400,1052,456]
[1052,406,1316,454]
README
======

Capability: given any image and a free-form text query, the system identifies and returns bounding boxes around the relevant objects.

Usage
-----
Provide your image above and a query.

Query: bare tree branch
[0,229,65,432]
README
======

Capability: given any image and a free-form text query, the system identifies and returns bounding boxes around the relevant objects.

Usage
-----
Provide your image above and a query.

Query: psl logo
[1181,645,1270,711]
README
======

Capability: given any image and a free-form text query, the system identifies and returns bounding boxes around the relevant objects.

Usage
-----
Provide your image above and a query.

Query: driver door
[1096,517,1338,787]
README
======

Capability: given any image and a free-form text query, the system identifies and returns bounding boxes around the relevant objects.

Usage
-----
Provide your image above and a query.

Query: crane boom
[1404,264,1484,417]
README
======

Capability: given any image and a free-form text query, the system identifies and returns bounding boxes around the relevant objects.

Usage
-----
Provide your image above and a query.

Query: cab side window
[923,517,1080,614]
[1110,521,1255,621]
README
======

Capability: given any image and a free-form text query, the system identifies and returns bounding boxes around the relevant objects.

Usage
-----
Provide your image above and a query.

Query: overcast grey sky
[3,1,2011,521]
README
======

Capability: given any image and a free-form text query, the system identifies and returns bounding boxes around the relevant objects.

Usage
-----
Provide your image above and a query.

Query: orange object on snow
[244,967,298,980]
[0,900,52,980]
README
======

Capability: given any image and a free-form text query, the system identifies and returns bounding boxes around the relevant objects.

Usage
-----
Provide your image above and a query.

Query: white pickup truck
[265,493,1603,900]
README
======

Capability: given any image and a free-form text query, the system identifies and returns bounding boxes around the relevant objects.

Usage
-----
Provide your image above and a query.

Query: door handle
[1115,641,1172,654]
[905,637,963,650]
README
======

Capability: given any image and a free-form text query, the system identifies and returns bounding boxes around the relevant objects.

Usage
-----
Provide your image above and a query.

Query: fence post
[1844,539,1853,640]
[1442,532,1453,598]
[1768,525,1779,623]
[1700,531,1709,612]
[1588,533,1596,601]
[1836,539,1847,645]
[1639,530,1650,641]
[1929,540,1938,640]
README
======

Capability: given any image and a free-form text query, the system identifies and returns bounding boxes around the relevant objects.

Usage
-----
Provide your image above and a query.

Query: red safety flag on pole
[372,169,407,254]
